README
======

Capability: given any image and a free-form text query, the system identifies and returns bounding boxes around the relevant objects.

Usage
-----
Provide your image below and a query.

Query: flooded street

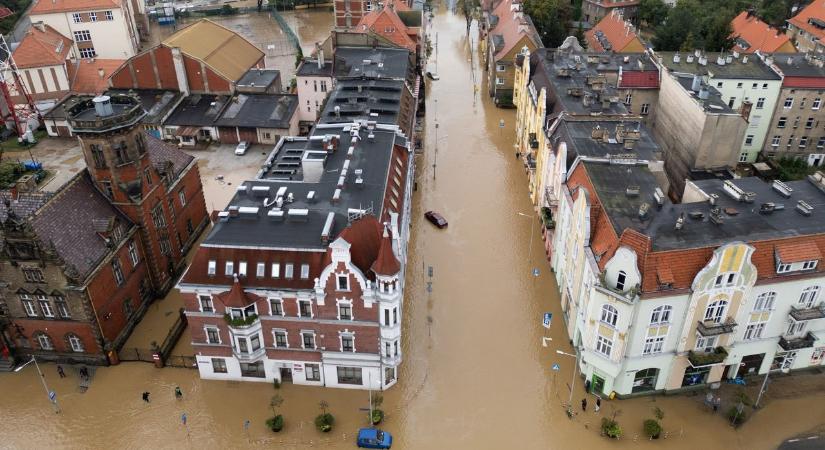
[1,7,824,450]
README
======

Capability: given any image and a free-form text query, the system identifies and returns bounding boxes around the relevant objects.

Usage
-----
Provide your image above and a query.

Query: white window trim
[339,331,356,353]
[68,335,84,352]
[642,331,666,355]
[284,263,294,279]
[238,261,247,277]
[204,326,221,344]
[198,294,214,313]
[269,298,284,316]
[301,330,317,349]
[300,263,310,279]
[271,263,280,278]
[297,299,313,318]
[336,299,354,321]
[595,333,613,358]
[336,273,350,291]
[695,334,718,352]
[256,263,265,278]
[225,261,234,276]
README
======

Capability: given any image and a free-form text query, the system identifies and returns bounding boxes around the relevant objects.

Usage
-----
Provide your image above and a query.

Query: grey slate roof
[215,94,298,129]
[771,53,825,78]
[145,132,195,177]
[658,52,781,80]
[0,191,52,222]
[165,94,229,127]
[673,74,735,114]
[30,171,133,279]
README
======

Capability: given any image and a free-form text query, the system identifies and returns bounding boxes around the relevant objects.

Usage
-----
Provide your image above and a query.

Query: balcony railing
[687,346,728,367]
[544,186,558,207]
[696,317,738,337]
[789,304,825,321]
[779,332,818,351]
[224,313,260,328]
[234,346,266,361]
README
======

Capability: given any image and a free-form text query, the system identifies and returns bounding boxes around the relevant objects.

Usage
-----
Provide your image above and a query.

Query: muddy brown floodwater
[1,7,824,450]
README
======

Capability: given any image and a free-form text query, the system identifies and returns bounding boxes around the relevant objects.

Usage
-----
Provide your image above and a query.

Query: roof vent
[332,188,341,203]
[673,53,681,63]
[638,202,650,219]
[688,211,705,220]
[759,202,776,214]
[307,191,316,202]
[654,188,665,206]
[287,208,310,221]
[716,55,726,66]
[321,212,335,244]
[807,171,825,192]
[251,185,270,197]
[626,185,640,197]
[708,193,719,205]
[709,207,723,224]
[675,212,685,230]
[238,206,259,217]
[354,168,364,185]
[228,205,240,217]
[698,87,710,100]
[686,54,695,63]
[796,200,814,216]
[723,180,745,201]
[93,95,113,117]
[743,55,749,64]
[772,180,793,198]
[218,211,230,221]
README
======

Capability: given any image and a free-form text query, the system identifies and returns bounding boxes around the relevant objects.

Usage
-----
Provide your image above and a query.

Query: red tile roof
[0,7,14,19]
[371,227,400,275]
[31,0,121,14]
[783,76,825,89]
[788,1,825,43]
[68,58,124,94]
[215,276,264,308]
[337,215,383,277]
[585,12,642,53]
[776,241,822,263]
[489,0,540,60]
[12,24,71,69]
[731,11,793,53]
[357,5,417,53]
[618,70,659,89]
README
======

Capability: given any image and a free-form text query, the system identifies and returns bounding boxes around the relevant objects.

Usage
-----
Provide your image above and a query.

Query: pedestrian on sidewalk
[174,386,182,400]
[57,365,65,378]
[142,391,150,403]
[79,367,89,381]
[595,397,601,413]
[712,396,721,412]
[581,398,587,412]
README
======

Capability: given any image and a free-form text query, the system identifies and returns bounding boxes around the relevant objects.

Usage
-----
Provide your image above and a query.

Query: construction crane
[0,33,41,143]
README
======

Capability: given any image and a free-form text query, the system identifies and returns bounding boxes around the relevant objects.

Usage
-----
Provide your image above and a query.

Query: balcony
[779,332,818,351]
[544,186,558,207]
[688,346,728,367]
[529,132,539,149]
[234,346,266,362]
[696,317,738,337]
[224,313,259,329]
[789,304,825,321]
[526,152,537,170]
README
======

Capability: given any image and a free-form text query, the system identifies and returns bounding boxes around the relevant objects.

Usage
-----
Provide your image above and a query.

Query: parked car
[426,71,440,80]
[234,141,250,155]
[424,211,448,228]
[357,428,392,449]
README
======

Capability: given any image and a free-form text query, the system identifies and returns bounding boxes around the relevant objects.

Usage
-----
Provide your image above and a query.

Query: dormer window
[208,260,216,276]
[775,242,821,274]
[615,270,627,291]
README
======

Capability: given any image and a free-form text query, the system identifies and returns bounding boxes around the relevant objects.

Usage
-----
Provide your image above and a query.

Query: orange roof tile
[371,226,400,275]
[357,6,417,52]
[12,24,71,69]
[585,12,642,53]
[731,11,794,54]
[337,215,383,276]
[489,0,540,60]
[789,1,825,43]
[215,276,264,308]
[68,58,124,94]
[776,241,822,263]
[31,0,121,15]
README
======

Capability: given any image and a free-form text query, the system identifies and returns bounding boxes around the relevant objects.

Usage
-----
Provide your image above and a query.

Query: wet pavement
[1,7,825,450]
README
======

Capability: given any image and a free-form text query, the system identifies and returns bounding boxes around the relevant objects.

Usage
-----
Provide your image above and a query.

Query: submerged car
[426,71,440,80]
[425,211,448,228]
[357,428,392,448]
[234,141,250,155]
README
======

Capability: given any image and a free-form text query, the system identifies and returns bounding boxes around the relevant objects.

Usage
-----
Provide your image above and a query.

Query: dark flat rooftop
[659,51,780,80]
[673,74,735,113]
[203,123,406,249]
[237,68,281,89]
[107,89,182,124]
[297,59,333,77]
[165,94,229,127]
[771,53,825,78]
[557,117,662,166]
[216,94,298,129]
[320,79,403,126]
[334,47,410,79]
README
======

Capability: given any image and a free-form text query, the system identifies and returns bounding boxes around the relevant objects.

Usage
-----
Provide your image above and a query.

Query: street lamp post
[517,212,536,263]
[556,349,578,415]
[754,366,790,409]
[15,355,60,413]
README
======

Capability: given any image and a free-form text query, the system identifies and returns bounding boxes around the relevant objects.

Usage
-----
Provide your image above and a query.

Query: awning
[175,126,199,137]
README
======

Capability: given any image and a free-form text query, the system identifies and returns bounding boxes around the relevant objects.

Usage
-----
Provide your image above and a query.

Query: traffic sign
[48,390,56,402]
[543,312,553,328]
[499,119,505,128]
[533,268,540,277]
[428,266,433,277]
[243,419,250,430]
[181,413,187,425]
[552,364,561,371]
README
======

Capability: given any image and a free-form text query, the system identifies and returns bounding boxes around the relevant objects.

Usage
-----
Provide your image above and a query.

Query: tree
[456,0,480,35]
[522,0,571,48]
[639,0,669,28]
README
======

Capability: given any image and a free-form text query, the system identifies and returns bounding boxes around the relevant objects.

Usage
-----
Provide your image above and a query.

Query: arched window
[800,286,821,308]
[616,270,627,291]
[650,305,672,325]
[34,332,54,351]
[704,300,728,323]
[66,333,84,353]
[600,304,618,327]
[754,292,776,311]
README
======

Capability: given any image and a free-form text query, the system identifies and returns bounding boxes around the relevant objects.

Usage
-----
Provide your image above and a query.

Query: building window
[89,144,106,168]
[38,295,53,317]
[88,11,97,21]
[337,274,349,291]
[105,10,113,20]
[762,83,768,89]
[600,304,618,327]
[284,263,294,279]
[22,267,44,282]
[806,117,815,129]
[615,271,626,291]
[72,12,82,23]
[756,97,765,109]
[754,292,776,311]
[212,358,227,373]
[784,97,794,108]
[128,240,139,266]
[650,305,672,324]
[271,263,280,278]
[54,296,70,318]
[495,77,504,86]
[74,30,92,42]
[728,97,736,108]
[704,300,728,323]
[199,295,213,312]
[225,261,234,276]
[67,334,84,352]
[178,190,186,206]
[238,261,247,277]
[801,98,807,108]
[302,332,315,349]
[777,262,792,273]
[270,298,283,316]
[206,327,220,344]
[800,286,821,308]
[496,64,506,72]
[250,334,261,351]
[716,82,723,88]
[79,47,97,59]
[778,117,787,128]
[772,135,781,147]
[803,260,818,270]
[122,296,133,318]
[385,341,391,357]
[306,363,321,381]
[744,321,766,340]
[18,295,34,317]
[341,335,354,352]
[736,82,743,88]
[320,80,327,92]
[384,309,390,326]
[818,137,825,149]
[787,321,806,336]
[338,302,352,320]
[36,333,54,351]
[800,136,809,148]
[112,258,124,286]
[393,307,398,324]
[738,152,748,163]
[595,334,613,357]
[744,135,754,146]
[640,103,649,115]
[624,92,632,104]
[101,180,113,199]
[814,98,822,110]
[151,204,165,228]
[695,335,717,352]
[300,264,310,279]
[299,301,312,318]
[337,366,362,385]
[642,333,666,355]
[713,273,736,287]
[159,236,172,256]
[208,260,216,276]
[274,330,288,348]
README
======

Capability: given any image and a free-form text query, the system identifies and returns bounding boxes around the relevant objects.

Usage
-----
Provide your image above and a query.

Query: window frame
[600,304,618,327]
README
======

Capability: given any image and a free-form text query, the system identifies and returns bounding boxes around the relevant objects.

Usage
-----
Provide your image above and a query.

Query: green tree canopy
[523,0,571,48]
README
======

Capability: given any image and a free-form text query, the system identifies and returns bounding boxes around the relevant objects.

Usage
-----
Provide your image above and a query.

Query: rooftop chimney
[92,95,113,117]
[691,74,702,92]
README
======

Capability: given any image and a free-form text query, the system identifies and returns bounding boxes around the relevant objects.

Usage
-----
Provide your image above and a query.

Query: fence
[159,308,187,361]
[269,9,301,55]
[165,355,197,369]
[118,347,157,363]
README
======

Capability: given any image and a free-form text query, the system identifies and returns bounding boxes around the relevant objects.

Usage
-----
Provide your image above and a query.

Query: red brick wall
[183,56,206,92]
[182,247,328,289]
[154,46,178,90]
[205,68,231,94]
[168,163,208,255]
[132,52,157,88]
[13,319,102,355]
